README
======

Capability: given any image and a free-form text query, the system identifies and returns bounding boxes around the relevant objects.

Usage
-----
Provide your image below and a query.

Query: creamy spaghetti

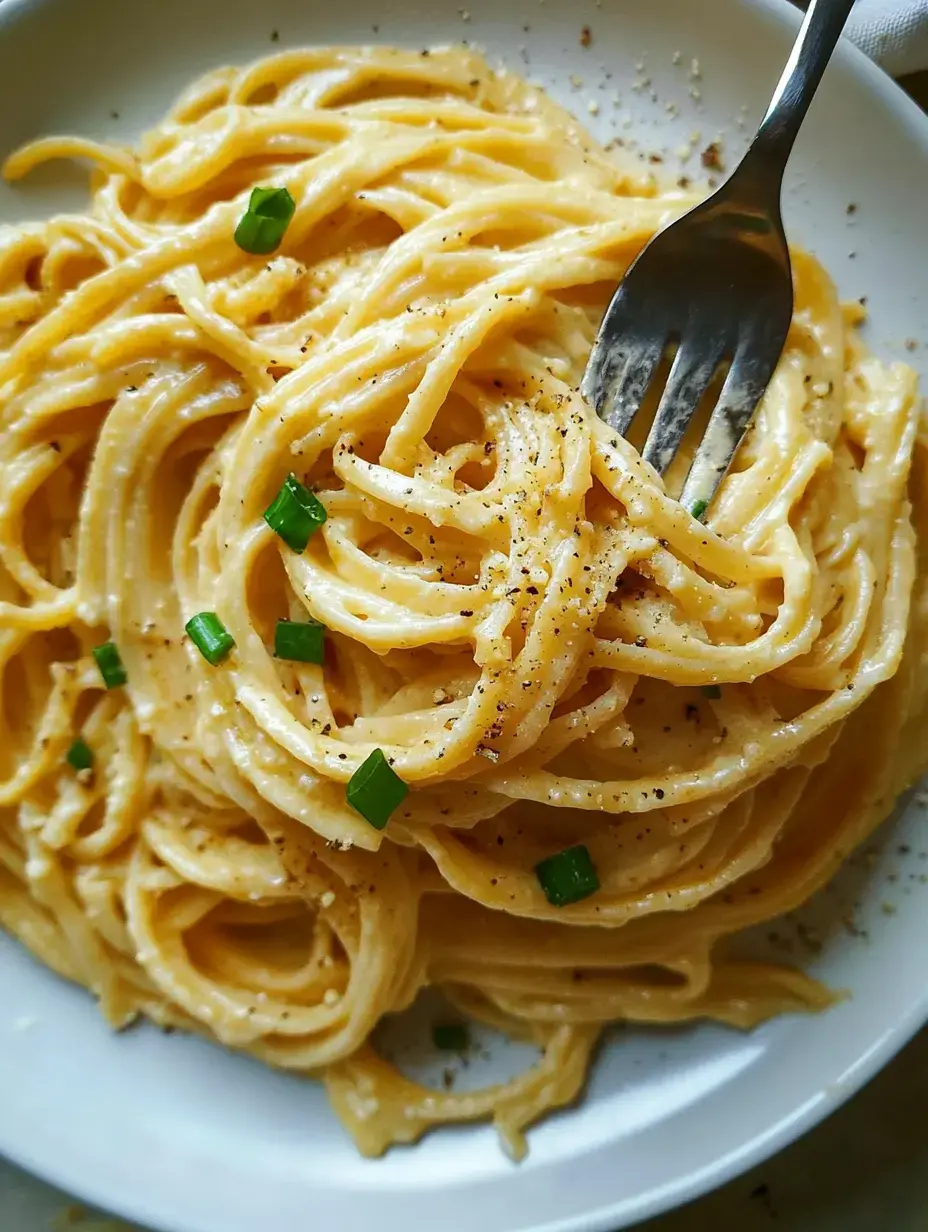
[0,44,927,1159]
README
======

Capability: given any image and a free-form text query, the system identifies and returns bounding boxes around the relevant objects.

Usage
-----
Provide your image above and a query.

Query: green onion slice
[234,186,296,255]
[264,473,327,553]
[346,748,408,831]
[535,844,600,907]
[93,641,127,689]
[433,1023,470,1052]
[249,186,295,219]
[186,612,235,666]
[274,618,325,664]
[66,738,94,773]
[690,498,708,521]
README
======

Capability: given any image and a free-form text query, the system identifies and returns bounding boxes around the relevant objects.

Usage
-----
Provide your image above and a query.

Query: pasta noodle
[1,44,927,1160]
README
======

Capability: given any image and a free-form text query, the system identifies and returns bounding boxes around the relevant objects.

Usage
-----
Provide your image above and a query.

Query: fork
[581,0,858,518]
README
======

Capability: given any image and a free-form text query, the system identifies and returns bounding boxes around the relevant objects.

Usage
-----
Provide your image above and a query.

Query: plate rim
[0,0,927,1228]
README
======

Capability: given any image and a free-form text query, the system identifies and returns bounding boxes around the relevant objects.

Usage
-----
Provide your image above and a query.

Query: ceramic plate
[1,0,927,1229]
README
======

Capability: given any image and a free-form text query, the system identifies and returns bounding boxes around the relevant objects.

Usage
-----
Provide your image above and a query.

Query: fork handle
[747,0,857,185]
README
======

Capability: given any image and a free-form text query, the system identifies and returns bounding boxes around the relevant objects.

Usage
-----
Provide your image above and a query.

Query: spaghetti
[0,45,926,1158]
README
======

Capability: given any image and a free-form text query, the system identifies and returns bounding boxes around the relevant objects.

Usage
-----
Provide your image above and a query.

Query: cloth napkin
[846,0,928,75]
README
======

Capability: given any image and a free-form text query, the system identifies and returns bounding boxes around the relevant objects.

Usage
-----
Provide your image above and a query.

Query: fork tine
[581,329,628,417]
[641,338,725,476]
[595,337,667,436]
[581,281,643,416]
[582,282,668,436]
[679,345,778,513]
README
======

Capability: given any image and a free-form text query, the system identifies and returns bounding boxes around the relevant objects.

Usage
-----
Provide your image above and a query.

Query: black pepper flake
[701,142,724,172]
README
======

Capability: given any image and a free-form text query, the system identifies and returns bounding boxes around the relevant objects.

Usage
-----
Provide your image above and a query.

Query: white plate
[1,1,928,1229]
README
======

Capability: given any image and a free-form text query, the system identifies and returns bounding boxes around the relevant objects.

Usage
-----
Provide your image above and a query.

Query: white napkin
[846,0,928,76]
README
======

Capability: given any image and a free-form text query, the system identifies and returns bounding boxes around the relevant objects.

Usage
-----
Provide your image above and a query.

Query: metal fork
[582,0,857,518]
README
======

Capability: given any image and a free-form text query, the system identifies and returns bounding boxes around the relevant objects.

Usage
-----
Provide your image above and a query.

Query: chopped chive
[433,1023,470,1052]
[535,844,600,907]
[186,612,235,666]
[702,684,722,699]
[346,748,408,831]
[234,186,295,255]
[66,738,94,773]
[248,185,296,220]
[274,618,325,664]
[264,473,327,553]
[690,499,708,521]
[234,212,287,255]
[93,641,127,689]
